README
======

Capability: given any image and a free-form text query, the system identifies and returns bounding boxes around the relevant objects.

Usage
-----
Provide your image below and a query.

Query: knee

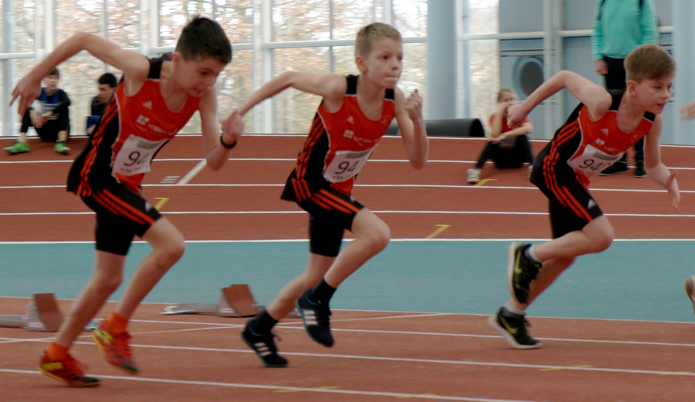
[93,272,123,294]
[365,224,391,254]
[590,232,613,253]
[159,240,186,267]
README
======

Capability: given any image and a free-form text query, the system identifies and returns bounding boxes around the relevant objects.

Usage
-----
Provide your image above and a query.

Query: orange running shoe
[92,323,139,374]
[39,352,100,387]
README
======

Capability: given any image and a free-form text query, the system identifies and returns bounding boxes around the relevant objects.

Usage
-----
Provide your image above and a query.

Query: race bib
[567,144,623,176]
[323,147,377,183]
[113,135,168,176]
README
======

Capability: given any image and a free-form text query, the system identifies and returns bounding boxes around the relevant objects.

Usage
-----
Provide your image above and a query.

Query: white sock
[525,245,541,263]
[503,302,525,316]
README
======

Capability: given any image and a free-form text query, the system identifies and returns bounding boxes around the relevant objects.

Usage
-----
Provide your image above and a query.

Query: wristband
[220,135,237,149]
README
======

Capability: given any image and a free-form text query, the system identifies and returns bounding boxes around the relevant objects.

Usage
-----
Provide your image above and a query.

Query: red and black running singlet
[284,74,396,201]
[546,89,655,187]
[68,54,201,195]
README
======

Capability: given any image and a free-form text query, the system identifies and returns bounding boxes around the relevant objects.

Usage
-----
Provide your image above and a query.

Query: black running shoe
[508,242,542,304]
[241,322,288,368]
[488,307,541,349]
[634,161,647,178]
[599,160,628,176]
[296,291,334,347]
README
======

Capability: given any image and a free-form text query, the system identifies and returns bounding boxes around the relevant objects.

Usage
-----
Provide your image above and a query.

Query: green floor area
[2,241,694,323]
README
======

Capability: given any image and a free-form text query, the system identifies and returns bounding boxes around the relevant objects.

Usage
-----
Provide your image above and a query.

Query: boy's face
[173,53,227,97]
[357,37,403,89]
[43,74,59,91]
[97,84,115,104]
[631,73,674,115]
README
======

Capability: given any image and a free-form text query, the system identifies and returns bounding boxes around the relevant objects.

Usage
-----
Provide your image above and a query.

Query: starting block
[161,284,299,318]
[0,293,97,332]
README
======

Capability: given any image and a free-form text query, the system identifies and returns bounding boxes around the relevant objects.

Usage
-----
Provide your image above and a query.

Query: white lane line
[0,369,540,402]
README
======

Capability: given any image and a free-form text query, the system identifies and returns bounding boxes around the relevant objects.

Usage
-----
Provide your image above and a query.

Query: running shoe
[599,160,628,175]
[488,307,541,349]
[466,167,481,184]
[4,141,30,155]
[508,242,542,304]
[39,352,100,387]
[241,321,288,367]
[296,291,334,347]
[92,324,139,374]
[54,142,71,155]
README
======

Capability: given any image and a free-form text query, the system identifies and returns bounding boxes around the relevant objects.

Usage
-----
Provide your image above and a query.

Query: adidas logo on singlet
[347,116,354,124]
[142,101,153,110]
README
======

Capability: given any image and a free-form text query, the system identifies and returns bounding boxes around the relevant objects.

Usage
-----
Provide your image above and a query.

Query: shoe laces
[313,302,332,326]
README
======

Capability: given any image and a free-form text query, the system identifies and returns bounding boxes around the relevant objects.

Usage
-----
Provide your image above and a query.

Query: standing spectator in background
[592,0,658,177]
[4,68,72,155]
[467,88,534,184]
[86,72,118,135]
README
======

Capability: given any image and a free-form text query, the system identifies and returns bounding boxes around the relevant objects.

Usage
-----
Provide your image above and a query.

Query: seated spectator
[4,68,72,155]
[86,72,118,135]
[467,88,534,184]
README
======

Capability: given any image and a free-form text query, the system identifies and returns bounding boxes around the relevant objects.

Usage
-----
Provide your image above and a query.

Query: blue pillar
[426,1,457,119]
[673,0,695,144]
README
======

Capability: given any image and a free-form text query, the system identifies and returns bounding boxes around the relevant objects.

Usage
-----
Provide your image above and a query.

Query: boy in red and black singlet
[10,16,242,387]
[488,44,679,350]
[222,22,428,368]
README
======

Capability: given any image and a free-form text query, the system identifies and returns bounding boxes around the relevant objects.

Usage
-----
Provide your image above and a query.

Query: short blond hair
[625,44,676,82]
[355,22,402,58]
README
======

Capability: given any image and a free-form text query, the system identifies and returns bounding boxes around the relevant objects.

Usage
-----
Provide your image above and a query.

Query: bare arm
[489,108,505,138]
[643,115,679,209]
[11,32,149,114]
[394,88,428,170]
[508,70,612,128]
[199,86,240,171]
[492,122,533,143]
[235,71,346,117]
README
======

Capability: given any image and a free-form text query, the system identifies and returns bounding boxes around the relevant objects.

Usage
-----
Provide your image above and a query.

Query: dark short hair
[48,68,60,78]
[98,72,118,88]
[175,15,232,65]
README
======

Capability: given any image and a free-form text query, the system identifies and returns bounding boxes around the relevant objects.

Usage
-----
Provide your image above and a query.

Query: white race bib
[567,144,623,176]
[113,135,168,176]
[323,147,377,183]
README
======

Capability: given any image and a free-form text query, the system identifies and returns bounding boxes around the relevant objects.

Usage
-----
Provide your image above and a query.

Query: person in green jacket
[592,0,658,177]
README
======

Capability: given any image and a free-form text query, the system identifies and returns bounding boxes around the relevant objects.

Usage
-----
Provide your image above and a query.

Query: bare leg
[265,253,334,320]
[508,257,575,312]
[323,208,390,287]
[534,215,614,262]
[508,215,614,312]
[54,251,126,348]
[114,218,186,319]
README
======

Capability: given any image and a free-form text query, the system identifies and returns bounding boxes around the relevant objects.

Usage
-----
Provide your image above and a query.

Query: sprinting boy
[488,43,679,349]
[10,16,242,386]
[5,68,72,155]
[222,22,428,367]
